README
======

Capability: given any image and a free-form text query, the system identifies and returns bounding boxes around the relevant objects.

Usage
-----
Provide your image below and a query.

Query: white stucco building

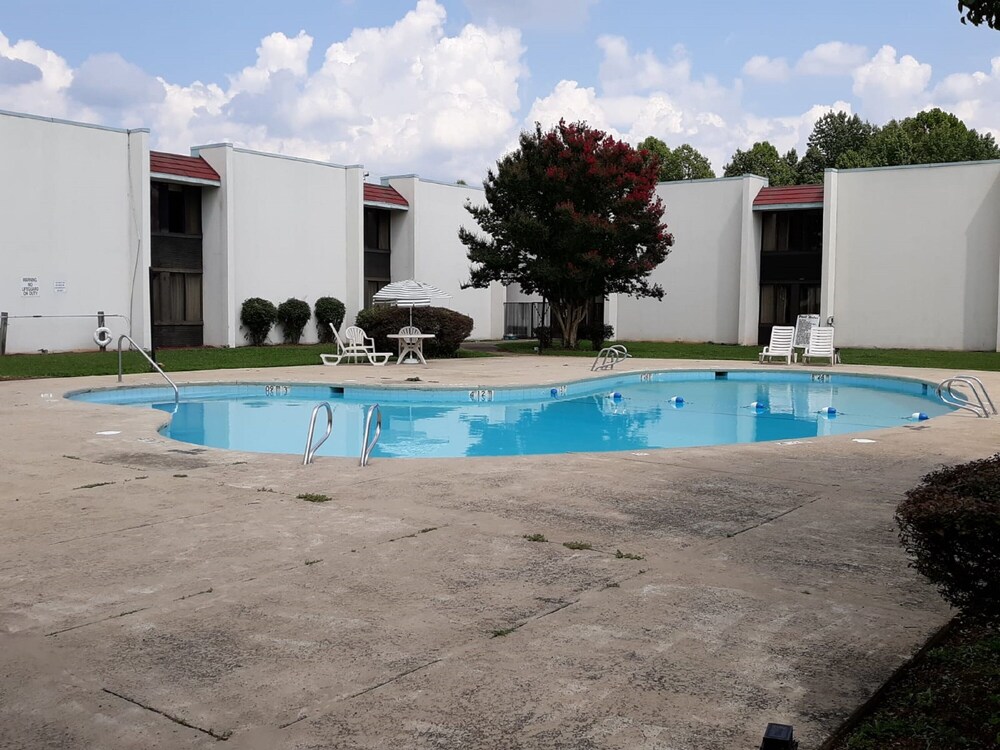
[2,108,999,355]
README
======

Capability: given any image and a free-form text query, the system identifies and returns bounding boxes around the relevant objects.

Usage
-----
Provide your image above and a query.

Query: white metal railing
[591,344,630,371]
[936,375,996,418]
[360,403,382,467]
[302,402,334,465]
[117,334,178,405]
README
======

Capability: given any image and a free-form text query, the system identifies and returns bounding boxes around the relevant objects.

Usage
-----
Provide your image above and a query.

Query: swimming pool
[67,371,953,459]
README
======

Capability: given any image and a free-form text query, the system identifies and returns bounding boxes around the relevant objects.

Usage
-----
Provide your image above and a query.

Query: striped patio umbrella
[372,279,452,325]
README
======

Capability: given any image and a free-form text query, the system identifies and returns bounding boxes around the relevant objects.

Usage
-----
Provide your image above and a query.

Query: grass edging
[817,617,957,750]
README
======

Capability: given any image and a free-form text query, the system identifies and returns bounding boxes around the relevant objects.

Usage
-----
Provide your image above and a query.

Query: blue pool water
[67,371,952,458]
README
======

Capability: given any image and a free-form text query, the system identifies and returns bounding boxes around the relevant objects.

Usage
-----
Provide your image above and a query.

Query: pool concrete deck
[2,357,999,749]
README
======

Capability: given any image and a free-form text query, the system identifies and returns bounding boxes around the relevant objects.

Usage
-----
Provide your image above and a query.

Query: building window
[761,209,822,253]
[151,271,202,324]
[151,182,202,235]
[364,208,391,307]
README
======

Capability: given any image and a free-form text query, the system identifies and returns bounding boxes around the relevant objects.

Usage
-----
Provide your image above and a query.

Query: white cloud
[931,57,1000,140]
[852,45,932,121]
[742,55,790,82]
[0,55,41,85]
[69,53,166,109]
[796,42,868,76]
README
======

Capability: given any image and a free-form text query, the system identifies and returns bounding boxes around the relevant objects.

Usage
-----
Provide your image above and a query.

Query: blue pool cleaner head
[668,395,684,404]
[823,406,837,416]
[550,388,558,398]
[750,401,767,411]
[911,411,929,421]
[608,391,623,400]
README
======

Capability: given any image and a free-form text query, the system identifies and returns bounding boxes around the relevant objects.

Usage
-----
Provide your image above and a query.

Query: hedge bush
[354,305,473,358]
[314,297,346,343]
[534,325,553,349]
[240,297,278,346]
[587,322,615,351]
[276,298,312,344]
[896,453,1000,624]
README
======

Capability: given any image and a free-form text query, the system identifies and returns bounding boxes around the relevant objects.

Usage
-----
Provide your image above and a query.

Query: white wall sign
[21,276,39,297]
[53,280,67,293]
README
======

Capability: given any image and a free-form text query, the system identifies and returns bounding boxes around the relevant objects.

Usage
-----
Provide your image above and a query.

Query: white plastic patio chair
[759,325,796,364]
[344,325,391,366]
[801,326,836,366]
[320,324,390,366]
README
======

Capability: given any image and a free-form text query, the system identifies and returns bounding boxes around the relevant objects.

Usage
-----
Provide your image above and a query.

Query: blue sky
[1,1,997,181]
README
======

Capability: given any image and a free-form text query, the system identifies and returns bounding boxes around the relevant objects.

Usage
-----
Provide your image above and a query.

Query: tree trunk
[552,303,587,349]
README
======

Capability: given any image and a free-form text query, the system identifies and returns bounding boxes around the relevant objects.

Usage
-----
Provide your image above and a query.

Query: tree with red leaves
[460,121,673,349]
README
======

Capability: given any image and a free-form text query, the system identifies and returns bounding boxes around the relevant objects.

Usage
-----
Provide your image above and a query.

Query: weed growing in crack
[615,549,644,560]
[563,541,592,550]
[523,533,547,542]
[297,493,332,503]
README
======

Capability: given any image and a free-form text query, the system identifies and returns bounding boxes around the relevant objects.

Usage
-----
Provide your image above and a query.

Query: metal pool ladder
[303,402,334,465]
[116,334,178,406]
[360,404,382,467]
[936,375,996,418]
[592,345,630,371]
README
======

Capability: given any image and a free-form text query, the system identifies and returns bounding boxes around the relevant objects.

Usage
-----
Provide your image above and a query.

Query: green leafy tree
[638,136,715,181]
[900,108,1000,163]
[958,1,1000,28]
[860,120,914,167]
[667,144,716,180]
[793,146,825,184]
[462,121,673,349]
[807,111,876,170]
[723,141,796,185]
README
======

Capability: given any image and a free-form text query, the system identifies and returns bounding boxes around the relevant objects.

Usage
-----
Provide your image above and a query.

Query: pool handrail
[303,402,334,464]
[592,345,630,371]
[936,375,995,418]
[116,334,178,406]
[360,403,382,466]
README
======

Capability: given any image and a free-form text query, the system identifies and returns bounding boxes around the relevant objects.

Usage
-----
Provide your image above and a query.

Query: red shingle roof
[753,184,824,208]
[364,183,408,208]
[150,151,221,183]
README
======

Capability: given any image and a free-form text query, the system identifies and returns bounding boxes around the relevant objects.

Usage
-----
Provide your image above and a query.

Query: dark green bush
[354,305,473,358]
[276,298,311,344]
[240,297,278,346]
[896,453,1000,624]
[587,322,615,351]
[314,297,346,343]
[534,325,552,349]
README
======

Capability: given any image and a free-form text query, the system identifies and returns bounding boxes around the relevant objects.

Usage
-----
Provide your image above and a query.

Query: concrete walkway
[1,357,998,749]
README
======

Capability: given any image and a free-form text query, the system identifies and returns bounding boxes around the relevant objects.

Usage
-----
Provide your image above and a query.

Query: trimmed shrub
[314,297,346,343]
[276,298,312,344]
[354,305,473,358]
[587,322,615,351]
[896,453,1000,624]
[240,297,278,346]
[534,325,553,349]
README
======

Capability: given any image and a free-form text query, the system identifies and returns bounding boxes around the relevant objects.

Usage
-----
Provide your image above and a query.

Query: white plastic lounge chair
[801,326,836,366]
[759,325,796,364]
[320,324,390,366]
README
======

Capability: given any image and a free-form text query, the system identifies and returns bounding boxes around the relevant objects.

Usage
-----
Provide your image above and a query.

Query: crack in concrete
[342,658,444,702]
[45,607,148,637]
[724,495,824,539]
[102,688,232,741]
[50,509,225,545]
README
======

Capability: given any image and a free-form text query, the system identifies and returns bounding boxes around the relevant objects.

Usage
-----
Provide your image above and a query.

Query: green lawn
[498,340,1000,371]
[0,339,997,380]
